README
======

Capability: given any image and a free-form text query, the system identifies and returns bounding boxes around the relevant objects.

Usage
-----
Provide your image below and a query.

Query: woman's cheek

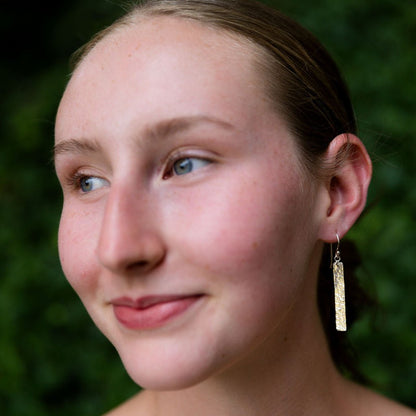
[191,181,293,272]
[58,205,101,294]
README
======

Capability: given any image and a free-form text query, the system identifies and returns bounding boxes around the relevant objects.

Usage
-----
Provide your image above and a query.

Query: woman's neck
[143,292,350,416]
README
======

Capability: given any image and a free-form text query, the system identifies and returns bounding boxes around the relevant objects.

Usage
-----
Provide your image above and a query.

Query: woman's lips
[111,295,203,330]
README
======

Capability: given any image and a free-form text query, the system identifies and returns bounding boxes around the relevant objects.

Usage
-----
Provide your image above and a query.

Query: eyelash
[163,153,212,179]
[65,171,92,191]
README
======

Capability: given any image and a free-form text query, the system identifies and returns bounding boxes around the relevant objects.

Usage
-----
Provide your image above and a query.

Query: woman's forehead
[56,16,272,141]
[75,15,257,77]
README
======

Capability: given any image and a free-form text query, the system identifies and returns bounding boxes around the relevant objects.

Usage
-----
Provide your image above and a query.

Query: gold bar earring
[331,233,347,331]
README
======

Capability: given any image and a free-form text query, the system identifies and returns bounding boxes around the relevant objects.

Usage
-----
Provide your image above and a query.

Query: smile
[111,294,204,330]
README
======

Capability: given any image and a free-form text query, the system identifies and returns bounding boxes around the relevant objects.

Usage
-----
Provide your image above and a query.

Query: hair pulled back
[74,0,357,175]
[72,0,371,380]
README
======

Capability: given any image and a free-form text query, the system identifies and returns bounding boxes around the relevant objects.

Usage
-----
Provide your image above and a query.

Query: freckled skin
[55,17,326,391]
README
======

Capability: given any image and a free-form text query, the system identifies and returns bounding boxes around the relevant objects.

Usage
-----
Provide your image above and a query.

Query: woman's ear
[318,133,372,242]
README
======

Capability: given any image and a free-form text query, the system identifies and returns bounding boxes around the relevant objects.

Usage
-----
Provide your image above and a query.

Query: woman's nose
[97,185,166,275]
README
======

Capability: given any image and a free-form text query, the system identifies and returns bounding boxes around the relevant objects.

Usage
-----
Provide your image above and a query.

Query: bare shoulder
[351,382,416,416]
[370,394,416,416]
[369,394,416,416]
[102,390,152,416]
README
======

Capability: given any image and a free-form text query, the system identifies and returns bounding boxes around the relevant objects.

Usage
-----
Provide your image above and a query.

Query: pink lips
[111,295,203,330]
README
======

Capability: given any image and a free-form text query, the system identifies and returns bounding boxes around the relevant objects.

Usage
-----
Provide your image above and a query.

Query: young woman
[54,0,415,414]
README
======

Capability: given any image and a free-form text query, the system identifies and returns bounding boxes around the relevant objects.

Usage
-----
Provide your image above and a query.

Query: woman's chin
[124,363,211,391]
[115,339,230,391]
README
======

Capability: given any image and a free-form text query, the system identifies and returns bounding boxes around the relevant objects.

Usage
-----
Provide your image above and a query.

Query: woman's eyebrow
[53,138,102,162]
[53,116,233,162]
[142,115,234,142]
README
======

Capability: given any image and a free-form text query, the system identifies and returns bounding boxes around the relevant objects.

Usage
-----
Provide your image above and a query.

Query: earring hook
[334,233,341,263]
[330,233,341,268]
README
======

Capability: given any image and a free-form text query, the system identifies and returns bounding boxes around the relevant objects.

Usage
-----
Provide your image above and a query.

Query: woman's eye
[79,176,109,193]
[171,157,210,176]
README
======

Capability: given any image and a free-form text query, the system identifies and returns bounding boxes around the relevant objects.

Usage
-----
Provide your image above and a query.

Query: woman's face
[55,17,328,389]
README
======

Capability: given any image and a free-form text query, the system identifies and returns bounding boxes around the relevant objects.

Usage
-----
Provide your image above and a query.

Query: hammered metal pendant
[333,260,346,331]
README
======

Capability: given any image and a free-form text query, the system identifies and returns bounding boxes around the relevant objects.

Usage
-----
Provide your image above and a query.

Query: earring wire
[330,233,340,269]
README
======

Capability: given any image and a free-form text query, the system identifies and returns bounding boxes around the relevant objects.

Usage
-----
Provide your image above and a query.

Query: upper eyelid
[165,150,214,168]
[55,149,110,176]
[166,147,218,162]
[58,164,109,188]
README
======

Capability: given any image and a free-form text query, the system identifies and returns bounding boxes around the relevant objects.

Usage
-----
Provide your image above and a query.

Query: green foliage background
[1,0,415,414]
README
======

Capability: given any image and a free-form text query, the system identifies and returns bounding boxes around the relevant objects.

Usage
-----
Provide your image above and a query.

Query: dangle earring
[331,233,347,331]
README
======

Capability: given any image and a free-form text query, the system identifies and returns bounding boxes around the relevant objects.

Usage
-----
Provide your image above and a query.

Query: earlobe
[319,133,372,242]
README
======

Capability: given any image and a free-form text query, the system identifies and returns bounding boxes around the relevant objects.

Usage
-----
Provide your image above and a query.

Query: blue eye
[79,176,109,193]
[172,157,210,176]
